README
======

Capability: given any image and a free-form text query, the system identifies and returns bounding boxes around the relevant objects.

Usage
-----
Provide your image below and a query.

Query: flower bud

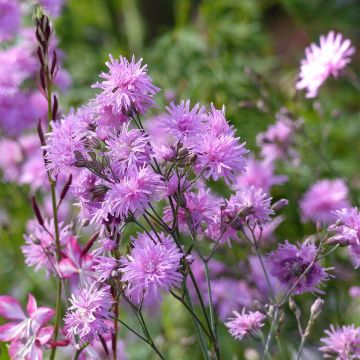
[271,199,289,212]
[316,219,323,233]
[310,298,324,321]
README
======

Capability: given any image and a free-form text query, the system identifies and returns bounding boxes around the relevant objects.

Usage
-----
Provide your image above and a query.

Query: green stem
[204,261,221,359]
[263,307,279,360]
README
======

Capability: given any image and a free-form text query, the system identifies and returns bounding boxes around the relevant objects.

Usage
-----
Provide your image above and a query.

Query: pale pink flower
[300,179,350,223]
[297,31,355,98]
[0,294,54,360]
[225,309,266,341]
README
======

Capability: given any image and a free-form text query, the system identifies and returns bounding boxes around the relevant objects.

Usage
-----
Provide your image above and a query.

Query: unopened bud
[238,206,255,218]
[92,184,109,199]
[271,199,289,212]
[326,235,350,246]
[316,219,323,233]
[74,150,86,167]
[185,254,194,265]
[310,298,324,321]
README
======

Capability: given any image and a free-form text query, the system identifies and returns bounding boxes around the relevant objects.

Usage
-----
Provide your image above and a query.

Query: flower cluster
[1,15,359,360]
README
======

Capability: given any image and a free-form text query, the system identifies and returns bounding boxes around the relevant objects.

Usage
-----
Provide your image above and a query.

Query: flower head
[233,156,287,193]
[300,179,349,224]
[320,325,360,360]
[99,166,165,222]
[256,111,298,164]
[266,241,328,295]
[64,283,113,344]
[193,132,248,184]
[22,218,71,273]
[0,0,20,42]
[297,31,355,98]
[225,309,266,341]
[162,100,206,141]
[0,294,54,360]
[44,109,87,179]
[225,186,274,226]
[328,207,360,246]
[92,55,159,115]
[106,123,152,173]
[120,232,183,304]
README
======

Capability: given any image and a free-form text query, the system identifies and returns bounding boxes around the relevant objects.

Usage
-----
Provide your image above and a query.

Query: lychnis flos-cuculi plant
[0,8,359,360]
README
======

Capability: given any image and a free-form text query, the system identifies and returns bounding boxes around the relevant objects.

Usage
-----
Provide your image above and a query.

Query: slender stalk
[35,14,63,359]
[204,261,221,359]
[184,288,211,360]
[263,306,279,360]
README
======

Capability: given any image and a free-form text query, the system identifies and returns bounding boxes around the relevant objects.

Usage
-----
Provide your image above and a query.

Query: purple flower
[93,255,118,282]
[22,218,71,273]
[58,237,96,292]
[297,31,355,98]
[225,186,274,226]
[120,232,183,304]
[211,279,254,320]
[64,283,113,344]
[99,166,165,222]
[92,55,159,116]
[0,294,54,360]
[256,111,298,164]
[162,100,206,141]
[39,0,66,18]
[192,132,248,184]
[320,325,360,360]
[106,123,152,173]
[44,109,87,179]
[233,156,287,193]
[225,309,266,341]
[205,104,235,137]
[0,0,20,42]
[300,179,349,224]
[164,186,221,233]
[266,241,328,295]
[328,207,360,246]
[0,138,22,182]
[71,169,103,222]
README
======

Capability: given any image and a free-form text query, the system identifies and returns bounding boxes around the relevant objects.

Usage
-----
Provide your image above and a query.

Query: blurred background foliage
[0,0,359,358]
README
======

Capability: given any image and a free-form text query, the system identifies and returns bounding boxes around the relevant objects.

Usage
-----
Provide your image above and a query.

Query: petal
[58,258,78,278]
[0,296,26,321]
[0,322,27,342]
[31,308,55,333]
[36,326,53,345]
[26,294,38,317]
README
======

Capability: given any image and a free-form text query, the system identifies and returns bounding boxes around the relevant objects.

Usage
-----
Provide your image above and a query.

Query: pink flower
[256,110,298,164]
[0,138,22,182]
[0,0,20,42]
[22,218,72,273]
[106,123,152,173]
[120,232,183,304]
[44,110,87,179]
[192,132,248,184]
[64,283,113,344]
[39,0,66,18]
[58,236,96,292]
[225,309,266,341]
[300,179,350,224]
[92,55,159,116]
[297,31,355,98]
[162,100,206,141]
[233,156,287,193]
[0,294,54,359]
[328,207,360,246]
[99,166,165,222]
[320,325,360,359]
[164,186,221,233]
[225,186,274,226]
